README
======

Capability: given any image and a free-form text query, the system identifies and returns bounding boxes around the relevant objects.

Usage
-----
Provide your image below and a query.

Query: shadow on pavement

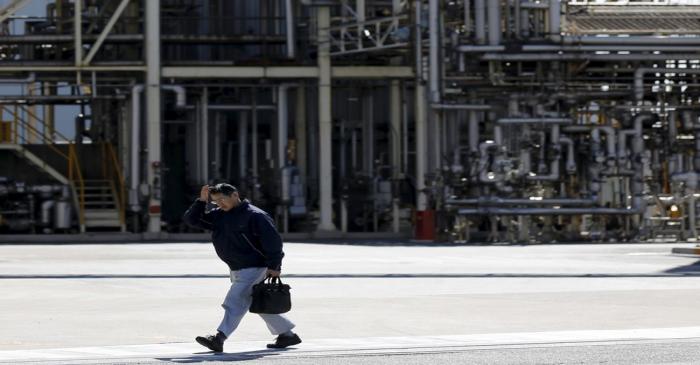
[664,260,700,274]
[157,348,291,363]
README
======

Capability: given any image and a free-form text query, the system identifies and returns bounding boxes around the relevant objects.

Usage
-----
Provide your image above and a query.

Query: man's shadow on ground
[665,260,700,274]
[157,348,293,363]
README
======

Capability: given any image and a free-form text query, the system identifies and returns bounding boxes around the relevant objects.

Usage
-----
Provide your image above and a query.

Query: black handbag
[249,276,292,314]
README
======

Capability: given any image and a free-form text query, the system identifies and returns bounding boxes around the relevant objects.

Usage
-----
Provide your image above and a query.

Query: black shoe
[196,334,224,352]
[267,333,302,349]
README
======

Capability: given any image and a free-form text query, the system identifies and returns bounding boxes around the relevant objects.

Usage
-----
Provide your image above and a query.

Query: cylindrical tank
[54,200,72,230]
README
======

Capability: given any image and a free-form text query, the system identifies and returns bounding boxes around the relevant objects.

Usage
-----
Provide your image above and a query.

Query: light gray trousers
[217,267,295,338]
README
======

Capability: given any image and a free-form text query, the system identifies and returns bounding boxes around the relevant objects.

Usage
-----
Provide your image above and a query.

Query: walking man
[183,183,301,352]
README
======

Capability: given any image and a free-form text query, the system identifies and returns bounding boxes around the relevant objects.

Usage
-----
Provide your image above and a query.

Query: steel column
[317,7,335,231]
[145,0,161,232]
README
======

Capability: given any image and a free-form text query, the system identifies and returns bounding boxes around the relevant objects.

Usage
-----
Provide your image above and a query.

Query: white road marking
[1,327,700,363]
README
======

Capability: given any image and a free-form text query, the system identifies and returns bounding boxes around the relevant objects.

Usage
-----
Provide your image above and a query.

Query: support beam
[317,6,336,232]
[390,80,402,178]
[278,85,290,169]
[0,65,146,72]
[238,112,248,183]
[160,66,414,79]
[295,86,307,183]
[83,0,131,65]
[0,0,31,24]
[200,88,209,183]
[145,0,161,233]
[74,0,82,67]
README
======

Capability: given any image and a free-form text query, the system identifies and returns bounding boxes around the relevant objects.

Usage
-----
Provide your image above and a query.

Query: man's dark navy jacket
[183,199,284,271]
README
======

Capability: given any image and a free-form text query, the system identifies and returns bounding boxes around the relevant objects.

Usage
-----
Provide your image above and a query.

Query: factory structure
[1,0,700,243]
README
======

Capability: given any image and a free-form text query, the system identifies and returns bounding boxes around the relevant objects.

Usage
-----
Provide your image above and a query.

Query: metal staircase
[1,105,126,232]
[82,179,124,230]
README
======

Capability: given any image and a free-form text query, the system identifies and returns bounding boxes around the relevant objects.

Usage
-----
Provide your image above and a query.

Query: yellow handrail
[4,105,86,228]
[17,105,72,142]
[12,105,18,144]
[106,142,126,227]
[68,144,86,227]
[4,109,69,160]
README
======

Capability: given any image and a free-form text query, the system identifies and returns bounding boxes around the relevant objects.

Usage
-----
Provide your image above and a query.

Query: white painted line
[1,327,700,363]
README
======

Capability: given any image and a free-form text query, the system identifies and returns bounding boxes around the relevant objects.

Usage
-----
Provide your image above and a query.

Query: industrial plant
[1,0,700,243]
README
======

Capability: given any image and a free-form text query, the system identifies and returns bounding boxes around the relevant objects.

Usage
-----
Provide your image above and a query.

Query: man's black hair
[209,183,238,196]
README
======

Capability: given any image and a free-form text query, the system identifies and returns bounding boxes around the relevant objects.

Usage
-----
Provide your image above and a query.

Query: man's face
[210,192,238,211]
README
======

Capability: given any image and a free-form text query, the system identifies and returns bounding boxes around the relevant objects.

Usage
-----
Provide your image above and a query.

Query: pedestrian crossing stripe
[1,327,700,363]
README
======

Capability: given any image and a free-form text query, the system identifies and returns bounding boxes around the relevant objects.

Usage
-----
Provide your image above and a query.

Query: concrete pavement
[1,241,700,363]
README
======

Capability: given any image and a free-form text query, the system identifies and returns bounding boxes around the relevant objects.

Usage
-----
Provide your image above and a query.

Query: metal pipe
[474,0,486,44]
[285,0,295,59]
[203,104,276,111]
[468,109,479,153]
[74,0,82,67]
[482,53,700,61]
[635,68,700,101]
[277,84,290,169]
[585,126,616,166]
[41,200,55,227]
[478,141,502,183]
[523,45,700,52]
[390,80,402,178]
[548,0,560,42]
[618,113,649,161]
[520,1,549,9]
[497,117,572,124]
[458,207,644,215]
[129,84,144,210]
[447,198,596,206]
[487,0,501,46]
[526,125,560,181]
[429,0,440,102]
[431,103,492,110]
[493,125,503,145]
[559,136,576,173]
[456,45,505,52]
[464,0,471,38]
[562,35,700,45]
[695,129,700,173]
[415,0,428,211]
[161,85,186,108]
[414,0,423,81]
[681,110,696,130]
[520,7,530,38]
[514,0,521,39]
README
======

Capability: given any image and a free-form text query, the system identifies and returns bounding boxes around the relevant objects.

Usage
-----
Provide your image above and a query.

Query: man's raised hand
[199,185,210,202]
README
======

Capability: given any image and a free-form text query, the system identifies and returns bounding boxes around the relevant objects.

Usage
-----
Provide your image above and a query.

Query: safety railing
[102,142,126,228]
[2,105,86,228]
